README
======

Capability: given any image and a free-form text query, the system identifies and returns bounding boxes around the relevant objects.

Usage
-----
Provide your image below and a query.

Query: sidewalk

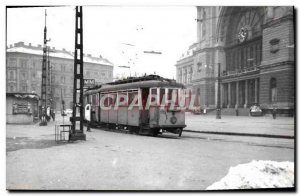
[6,113,295,139]
[184,113,295,139]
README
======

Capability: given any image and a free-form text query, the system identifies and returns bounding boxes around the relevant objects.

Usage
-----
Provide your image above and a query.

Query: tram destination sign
[84,79,95,88]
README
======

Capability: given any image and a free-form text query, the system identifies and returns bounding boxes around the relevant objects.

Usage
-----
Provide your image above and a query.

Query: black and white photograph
[4,3,295,191]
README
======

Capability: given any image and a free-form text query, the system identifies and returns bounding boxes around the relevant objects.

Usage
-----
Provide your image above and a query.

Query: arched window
[9,71,13,79]
[270,78,277,103]
[202,10,206,38]
[225,8,263,72]
[196,88,201,106]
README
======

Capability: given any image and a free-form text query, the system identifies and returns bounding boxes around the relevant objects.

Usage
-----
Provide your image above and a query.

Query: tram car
[83,75,188,137]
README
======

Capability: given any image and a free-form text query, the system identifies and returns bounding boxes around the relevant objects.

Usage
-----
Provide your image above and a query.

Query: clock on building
[238,27,248,43]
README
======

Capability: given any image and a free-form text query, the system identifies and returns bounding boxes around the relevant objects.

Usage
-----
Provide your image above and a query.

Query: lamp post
[216,63,221,119]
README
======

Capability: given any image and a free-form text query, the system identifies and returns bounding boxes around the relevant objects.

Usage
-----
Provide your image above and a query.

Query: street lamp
[216,63,221,119]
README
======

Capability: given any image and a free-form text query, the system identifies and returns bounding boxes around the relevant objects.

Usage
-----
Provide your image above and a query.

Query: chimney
[52,47,55,50]
[29,43,32,47]
[38,44,42,48]
[14,41,24,47]
[62,48,66,52]
[87,54,92,57]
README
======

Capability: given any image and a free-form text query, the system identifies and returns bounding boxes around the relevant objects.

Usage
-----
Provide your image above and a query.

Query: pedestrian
[51,110,55,121]
[85,104,91,132]
[46,106,51,122]
[272,107,277,119]
[235,105,239,116]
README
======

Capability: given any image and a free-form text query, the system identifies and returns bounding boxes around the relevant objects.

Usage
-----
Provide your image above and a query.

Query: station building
[6,41,114,110]
[175,6,294,115]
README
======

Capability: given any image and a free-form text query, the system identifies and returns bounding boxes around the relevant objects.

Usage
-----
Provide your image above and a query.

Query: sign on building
[84,79,95,88]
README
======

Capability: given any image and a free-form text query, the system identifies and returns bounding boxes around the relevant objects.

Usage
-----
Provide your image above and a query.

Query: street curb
[183,130,294,139]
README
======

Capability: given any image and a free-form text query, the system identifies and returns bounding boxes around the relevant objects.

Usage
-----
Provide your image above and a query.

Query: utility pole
[69,6,86,141]
[216,63,221,119]
[47,46,53,110]
[39,9,49,126]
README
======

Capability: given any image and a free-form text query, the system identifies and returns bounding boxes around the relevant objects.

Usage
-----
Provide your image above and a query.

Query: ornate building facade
[175,6,294,115]
[6,41,114,110]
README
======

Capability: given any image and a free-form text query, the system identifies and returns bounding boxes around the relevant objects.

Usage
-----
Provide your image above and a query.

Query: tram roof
[85,79,185,94]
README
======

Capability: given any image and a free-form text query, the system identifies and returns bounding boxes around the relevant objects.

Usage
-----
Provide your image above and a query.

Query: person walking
[85,104,91,132]
[272,107,277,119]
[235,105,239,116]
[51,109,55,121]
[46,106,51,122]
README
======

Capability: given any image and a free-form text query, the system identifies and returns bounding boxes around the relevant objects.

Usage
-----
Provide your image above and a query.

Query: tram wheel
[152,129,160,137]
[179,129,183,137]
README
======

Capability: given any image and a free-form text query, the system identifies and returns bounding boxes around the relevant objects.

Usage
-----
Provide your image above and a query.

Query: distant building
[6,41,114,110]
[175,6,294,115]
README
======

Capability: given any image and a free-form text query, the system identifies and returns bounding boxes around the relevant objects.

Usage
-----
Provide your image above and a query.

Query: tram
[84,75,189,136]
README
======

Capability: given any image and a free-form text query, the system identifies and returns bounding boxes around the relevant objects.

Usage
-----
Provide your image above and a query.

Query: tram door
[140,88,150,125]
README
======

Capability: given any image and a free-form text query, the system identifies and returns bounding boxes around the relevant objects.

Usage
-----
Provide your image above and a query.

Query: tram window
[118,92,127,106]
[128,91,138,105]
[160,88,165,105]
[110,94,117,106]
[167,89,179,106]
[92,94,96,105]
[151,88,157,104]
[101,93,109,107]
[96,93,99,106]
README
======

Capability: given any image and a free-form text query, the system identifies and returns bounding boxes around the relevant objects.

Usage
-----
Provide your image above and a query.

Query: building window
[9,58,17,67]
[225,8,263,72]
[21,72,27,80]
[61,76,66,83]
[183,68,187,83]
[32,61,36,70]
[270,78,277,103]
[61,64,66,72]
[202,9,206,38]
[20,59,28,68]
[21,85,27,92]
[52,75,56,83]
[51,63,56,70]
[196,88,201,106]
[9,71,14,80]
[197,62,202,72]
[178,69,182,82]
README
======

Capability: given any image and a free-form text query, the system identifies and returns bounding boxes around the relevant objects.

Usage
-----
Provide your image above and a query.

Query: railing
[222,66,259,76]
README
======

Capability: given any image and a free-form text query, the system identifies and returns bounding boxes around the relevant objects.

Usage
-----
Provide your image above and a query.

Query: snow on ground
[206,160,294,190]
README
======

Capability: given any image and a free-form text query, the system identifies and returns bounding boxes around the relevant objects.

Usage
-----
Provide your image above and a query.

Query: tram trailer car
[84,75,187,137]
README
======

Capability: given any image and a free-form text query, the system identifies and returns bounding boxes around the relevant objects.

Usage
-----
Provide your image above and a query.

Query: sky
[6,6,197,79]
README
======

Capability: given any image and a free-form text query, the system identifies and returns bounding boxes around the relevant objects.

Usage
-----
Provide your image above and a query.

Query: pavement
[184,113,295,139]
[6,112,295,139]
[6,113,295,190]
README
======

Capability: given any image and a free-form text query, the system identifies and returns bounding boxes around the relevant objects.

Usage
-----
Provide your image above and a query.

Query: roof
[6,93,39,100]
[85,75,185,94]
[6,43,113,66]
[99,80,185,92]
